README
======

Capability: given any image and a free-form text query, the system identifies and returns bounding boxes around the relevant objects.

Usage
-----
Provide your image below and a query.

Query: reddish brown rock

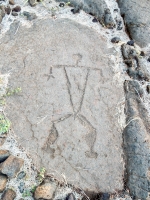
[34,182,57,200]
[1,189,16,200]
[0,174,7,192]
[12,6,21,12]
[0,155,24,178]
[9,0,15,5]
[0,150,10,163]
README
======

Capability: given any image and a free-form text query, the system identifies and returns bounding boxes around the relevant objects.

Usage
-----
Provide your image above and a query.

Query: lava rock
[0,155,24,178]
[127,40,134,46]
[0,150,10,163]
[12,11,18,16]
[0,174,7,192]
[114,9,118,12]
[100,193,110,200]
[18,182,25,193]
[5,6,11,15]
[104,9,115,28]
[92,18,98,23]
[66,193,75,200]
[148,57,150,62]
[23,11,37,20]
[12,5,21,12]
[29,0,37,7]
[111,37,120,43]
[117,20,122,30]
[59,2,65,7]
[34,182,57,199]
[1,189,16,200]
[17,171,26,180]
[140,51,145,56]
[146,85,150,94]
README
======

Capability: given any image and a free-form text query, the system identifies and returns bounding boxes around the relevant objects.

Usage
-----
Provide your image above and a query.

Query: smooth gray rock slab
[0,18,124,192]
[124,80,150,199]
[118,0,150,47]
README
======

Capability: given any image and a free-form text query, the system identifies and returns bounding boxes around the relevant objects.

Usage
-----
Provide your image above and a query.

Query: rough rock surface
[0,174,7,192]
[1,189,16,200]
[34,182,57,199]
[117,0,150,47]
[0,155,24,178]
[123,80,150,199]
[0,150,10,163]
[56,0,115,27]
[0,18,124,192]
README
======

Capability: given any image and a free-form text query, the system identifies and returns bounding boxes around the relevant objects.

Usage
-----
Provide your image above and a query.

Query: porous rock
[34,182,57,200]
[0,155,24,178]
[1,189,16,200]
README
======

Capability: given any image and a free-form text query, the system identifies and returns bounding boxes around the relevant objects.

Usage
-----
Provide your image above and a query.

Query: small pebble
[18,182,25,193]
[17,171,26,180]
[146,85,150,94]
[12,11,18,16]
[9,0,15,5]
[127,40,134,46]
[140,51,145,56]
[71,8,80,14]
[147,57,150,62]
[12,6,21,12]
[59,2,65,7]
[5,6,11,15]
[92,18,98,23]
[111,37,120,43]
[114,9,118,12]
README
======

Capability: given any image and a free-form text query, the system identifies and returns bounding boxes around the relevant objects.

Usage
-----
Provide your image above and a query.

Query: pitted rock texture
[118,0,150,47]
[56,0,115,27]
[124,80,150,199]
[0,18,124,192]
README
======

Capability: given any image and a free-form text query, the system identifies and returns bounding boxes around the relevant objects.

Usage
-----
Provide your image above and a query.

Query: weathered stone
[12,6,21,12]
[0,174,7,192]
[117,0,150,47]
[28,0,37,7]
[0,155,24,178]
[0,150,10,163]
[56,0,115,27]
[1,189,16,200]
[111,37,120,43]
[23,11,37,21]
[9,0,15,5]
[12,11,18,16]
[123,80,150,199]
[5,6,11,15]
[34,182,57,200]
[17,171,26,180]
[0,18,124,192]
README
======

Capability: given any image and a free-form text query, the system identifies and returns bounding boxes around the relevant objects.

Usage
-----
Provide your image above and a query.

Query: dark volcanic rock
[5,6,11,15]
[117,0,150,47]
[0,150,10,163]
[1,189,16,200]
[12,6,21,12]
[123,80,150,199]
[0,155,24,178]
[111,37,120,43]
